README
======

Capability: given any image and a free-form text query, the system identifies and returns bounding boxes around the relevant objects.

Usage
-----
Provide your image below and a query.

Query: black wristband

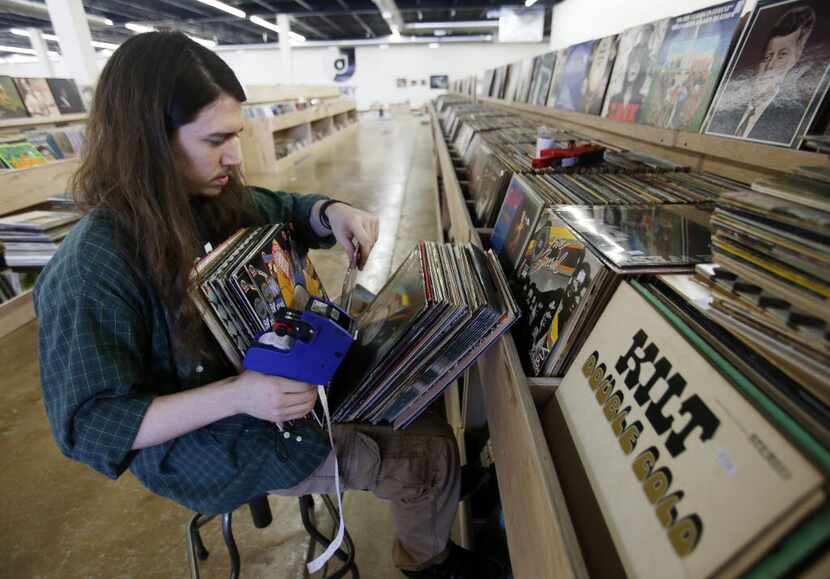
[319,199,348,231]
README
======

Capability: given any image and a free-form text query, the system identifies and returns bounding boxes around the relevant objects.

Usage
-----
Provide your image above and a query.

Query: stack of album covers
[510,202,714,377]
[0,209,80,267]
[331,241,518,428]
[192,228,519,429]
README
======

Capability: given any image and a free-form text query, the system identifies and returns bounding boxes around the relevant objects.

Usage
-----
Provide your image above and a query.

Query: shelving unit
[0,158,81,338]
[430,94,829,578]
[0,113,87,132]
[239,87,358,176]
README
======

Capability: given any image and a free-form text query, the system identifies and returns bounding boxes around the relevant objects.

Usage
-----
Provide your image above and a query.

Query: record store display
[192,227,518,429]
[332,241,518,428]
[512,204,714,377]
[490,174,546,272]
[704,0,830,148]
[548,40,598,112]
[640,1,745,132]
[550,280,826,579]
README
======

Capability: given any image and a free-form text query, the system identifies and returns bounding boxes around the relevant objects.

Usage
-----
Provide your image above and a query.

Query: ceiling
[0,0,555,53]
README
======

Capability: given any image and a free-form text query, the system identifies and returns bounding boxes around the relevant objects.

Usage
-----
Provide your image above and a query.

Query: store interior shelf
[476,96,830,184]
[0,158,80,216]
[0,289,34,339]
[0,113,87,131]
[429,102,589,579]
[244,84,342,104]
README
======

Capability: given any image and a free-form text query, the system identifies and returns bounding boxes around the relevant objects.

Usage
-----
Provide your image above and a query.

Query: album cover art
[545,48,569,107]
[491,174,546,272]
[550,40,597,112]
[704,0,830,147]
[528,52,556,106]
[602,18,671,122]
[582,36,619,115]
[641,1,744,131]
[46,79,85,114]
[0,76,28,119]
[13,77,60,117]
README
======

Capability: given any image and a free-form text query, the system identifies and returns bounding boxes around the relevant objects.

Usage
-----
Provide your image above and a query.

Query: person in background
[34,31,500,579]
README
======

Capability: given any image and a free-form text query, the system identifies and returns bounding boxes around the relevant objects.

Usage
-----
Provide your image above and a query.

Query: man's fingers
[273,378,316,393]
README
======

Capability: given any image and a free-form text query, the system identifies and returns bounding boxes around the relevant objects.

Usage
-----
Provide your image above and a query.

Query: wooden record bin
[238,85,358,176]
[429,93,830,579]
[0,111,87,339]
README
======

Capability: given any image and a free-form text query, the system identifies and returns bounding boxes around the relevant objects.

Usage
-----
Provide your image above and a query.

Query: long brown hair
[72,31,262,356]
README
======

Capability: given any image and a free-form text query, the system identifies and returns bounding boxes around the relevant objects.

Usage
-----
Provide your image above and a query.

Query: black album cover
[46,79,86,114]
[704,0,830,147]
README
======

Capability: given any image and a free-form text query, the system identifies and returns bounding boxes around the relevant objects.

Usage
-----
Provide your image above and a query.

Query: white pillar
[278,14,293,84]
[27,28,54,77]
[45,0,99,85]
[549,5,556,49]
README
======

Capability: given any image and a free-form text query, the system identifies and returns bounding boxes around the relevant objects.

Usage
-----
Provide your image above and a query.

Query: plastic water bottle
[536,126,553,158]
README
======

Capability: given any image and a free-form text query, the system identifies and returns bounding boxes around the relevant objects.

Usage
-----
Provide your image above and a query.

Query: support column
[278,14,293,84]
[45,0,99,85]
[549,5,556,48]
[27,28,54,77]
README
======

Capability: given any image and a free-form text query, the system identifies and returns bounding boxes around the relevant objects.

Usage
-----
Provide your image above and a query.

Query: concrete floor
[0,114,438,579]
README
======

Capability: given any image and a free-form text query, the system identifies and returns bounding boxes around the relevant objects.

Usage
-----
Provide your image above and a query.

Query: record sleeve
[0,75,28,119]
[581,35,619,115]
[490,174,546,273]
[549,40,598,112]
[46,79,86,114]
[13,77,60,117]
[0,140,47,169]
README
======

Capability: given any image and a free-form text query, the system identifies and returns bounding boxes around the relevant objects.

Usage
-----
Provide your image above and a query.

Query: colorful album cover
[528,52,556,106]
[704,0,830,147]
[582,36,619,115]
[556,205,713,269]
[550,40,597,112]
[13,77,60,117]
[0,140,47,169]
[514,209,604,375]
[545,48,569,107]
[46,79,86,114]
[602,18,671,122]
[640,1,745,131]
[0,76,29,119]
[491,175,546,272]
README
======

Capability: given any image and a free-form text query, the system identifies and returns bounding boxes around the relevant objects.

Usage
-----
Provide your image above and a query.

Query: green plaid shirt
[35,188,334,515]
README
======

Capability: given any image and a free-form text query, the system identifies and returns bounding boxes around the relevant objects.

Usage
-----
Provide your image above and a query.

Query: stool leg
[298,495,359,579]
[186,514,215,579]
[222,512,241,579]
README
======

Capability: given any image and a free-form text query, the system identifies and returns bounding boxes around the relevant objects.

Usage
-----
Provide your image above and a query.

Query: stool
[186,494,359,579]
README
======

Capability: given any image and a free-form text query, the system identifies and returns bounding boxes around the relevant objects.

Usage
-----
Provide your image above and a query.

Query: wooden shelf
[0,113,87,130]
[476,96,830,184]
[430,102,589,579]
[244,84,342,105]
[0,158,80,216]
[0,289,34,339]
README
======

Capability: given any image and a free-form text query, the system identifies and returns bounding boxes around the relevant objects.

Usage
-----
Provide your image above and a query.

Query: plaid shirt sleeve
[34,215,154,479]
[250,187,337,249]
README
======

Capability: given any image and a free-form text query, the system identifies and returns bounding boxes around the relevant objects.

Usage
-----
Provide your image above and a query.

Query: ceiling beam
[352,13,375,38]
[316,14,347,35]
[289,18,327,39]
[292,0,314,10]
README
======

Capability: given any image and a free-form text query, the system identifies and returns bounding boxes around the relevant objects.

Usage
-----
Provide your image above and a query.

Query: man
[707,5,817,145]
[35,32,495,579]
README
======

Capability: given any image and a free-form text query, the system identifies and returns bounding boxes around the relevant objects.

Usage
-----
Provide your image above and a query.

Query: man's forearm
[131,376,240,449]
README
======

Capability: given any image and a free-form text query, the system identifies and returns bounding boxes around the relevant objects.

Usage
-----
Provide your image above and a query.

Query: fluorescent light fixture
[434,30,447,36]
[0,45,36,55]
[406,20,498,30]
[125,22,157,33]
[195,0,245,18]
[249,15,305,42]
[91,40,120,50]
[525,0,539,6]
[429,42,440,48]
[188,35,218,48]
[379,44,389,50]
[10,28,60,42]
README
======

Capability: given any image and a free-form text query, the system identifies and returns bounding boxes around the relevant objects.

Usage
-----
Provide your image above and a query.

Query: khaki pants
[273,410,460,571]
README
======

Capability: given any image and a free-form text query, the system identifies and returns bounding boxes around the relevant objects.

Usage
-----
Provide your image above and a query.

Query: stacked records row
[192,226,518,429]
[453,0,830,151]
[0,207,80,268]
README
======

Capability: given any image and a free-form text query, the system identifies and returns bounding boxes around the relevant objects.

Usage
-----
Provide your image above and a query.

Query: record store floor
[0,114,439,579]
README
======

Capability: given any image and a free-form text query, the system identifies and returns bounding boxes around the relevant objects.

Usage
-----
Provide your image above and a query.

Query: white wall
[549,0,759,50]
[218,42,549,110]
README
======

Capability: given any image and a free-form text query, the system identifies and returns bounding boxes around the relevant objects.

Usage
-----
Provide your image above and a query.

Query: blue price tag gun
[242,295,355,385]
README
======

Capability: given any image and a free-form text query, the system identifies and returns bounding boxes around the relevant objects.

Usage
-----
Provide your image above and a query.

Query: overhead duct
[0,0,113,28]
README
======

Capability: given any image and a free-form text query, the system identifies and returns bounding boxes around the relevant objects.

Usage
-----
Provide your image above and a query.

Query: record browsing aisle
[432,74,830,577]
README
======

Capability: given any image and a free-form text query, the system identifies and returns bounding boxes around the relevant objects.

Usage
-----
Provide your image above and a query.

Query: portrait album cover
[46,79,86,114]
[192,231,518,429]
[581,36,619,115]
[703,0,830,147]
[602,18,671,123]
[0,75,29,119]
[549,39,598,112]
[640,1,745,132]
[527,52,556,107]
[491,174,547,273]
[553,279,825,579]
[13,77,60,117]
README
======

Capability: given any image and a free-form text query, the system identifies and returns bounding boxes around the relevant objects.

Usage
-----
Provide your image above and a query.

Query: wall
[549,0,759,50]
[217,42,549,110]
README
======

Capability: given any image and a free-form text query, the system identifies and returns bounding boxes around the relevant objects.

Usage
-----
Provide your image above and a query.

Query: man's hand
[233,370,318,423]
[325,203,379,269]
